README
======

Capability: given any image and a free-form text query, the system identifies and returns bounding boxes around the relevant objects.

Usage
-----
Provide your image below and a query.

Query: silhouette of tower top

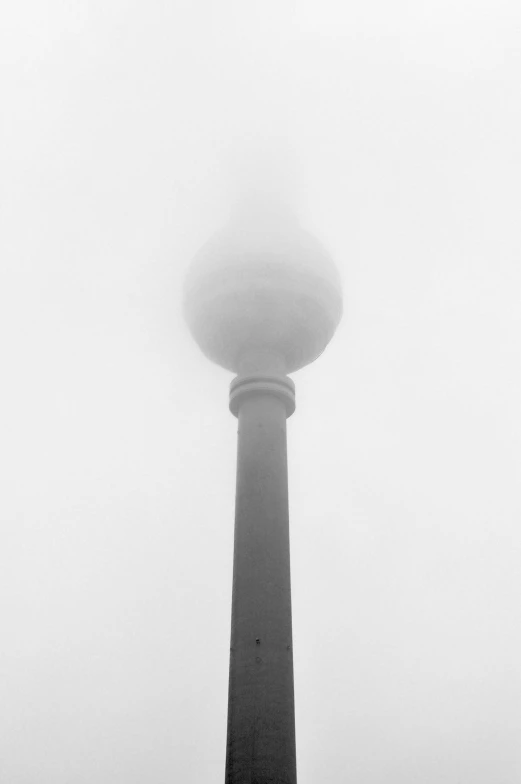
[184,199,342,375]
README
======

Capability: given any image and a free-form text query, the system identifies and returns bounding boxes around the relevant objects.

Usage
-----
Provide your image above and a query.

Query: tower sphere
[183,205,343,375]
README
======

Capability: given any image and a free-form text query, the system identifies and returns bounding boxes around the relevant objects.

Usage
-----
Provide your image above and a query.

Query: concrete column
[225,375,297,784]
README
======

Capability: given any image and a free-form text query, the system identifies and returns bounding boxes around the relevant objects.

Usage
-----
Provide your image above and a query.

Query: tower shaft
[225,383,297,784]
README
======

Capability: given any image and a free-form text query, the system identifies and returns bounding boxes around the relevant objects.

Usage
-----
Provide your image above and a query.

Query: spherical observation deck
[183,206,343,376]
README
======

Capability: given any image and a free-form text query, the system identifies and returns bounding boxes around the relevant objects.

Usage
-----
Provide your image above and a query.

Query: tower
[183,196,342,783]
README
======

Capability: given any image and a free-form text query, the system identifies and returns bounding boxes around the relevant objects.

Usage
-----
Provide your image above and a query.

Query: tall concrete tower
[183,195,342,783]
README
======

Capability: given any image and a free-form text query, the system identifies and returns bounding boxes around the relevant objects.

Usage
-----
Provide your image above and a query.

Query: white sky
[1,1,520,782]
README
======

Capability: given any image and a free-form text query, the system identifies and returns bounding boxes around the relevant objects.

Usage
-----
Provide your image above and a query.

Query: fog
[1,1,520,782]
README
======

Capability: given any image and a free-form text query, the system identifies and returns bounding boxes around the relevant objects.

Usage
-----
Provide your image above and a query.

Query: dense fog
[1,1,520,781]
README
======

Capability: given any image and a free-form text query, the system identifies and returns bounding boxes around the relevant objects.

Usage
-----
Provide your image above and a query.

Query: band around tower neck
[229,374,296,418]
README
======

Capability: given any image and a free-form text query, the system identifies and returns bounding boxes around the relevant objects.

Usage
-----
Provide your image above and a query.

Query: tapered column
[225,375,297,784]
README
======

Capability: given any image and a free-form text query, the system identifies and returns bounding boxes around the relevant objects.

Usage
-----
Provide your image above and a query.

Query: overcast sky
[1,1,520,782]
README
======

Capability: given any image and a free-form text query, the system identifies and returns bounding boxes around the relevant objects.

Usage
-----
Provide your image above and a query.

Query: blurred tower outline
[184,185,342,783]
